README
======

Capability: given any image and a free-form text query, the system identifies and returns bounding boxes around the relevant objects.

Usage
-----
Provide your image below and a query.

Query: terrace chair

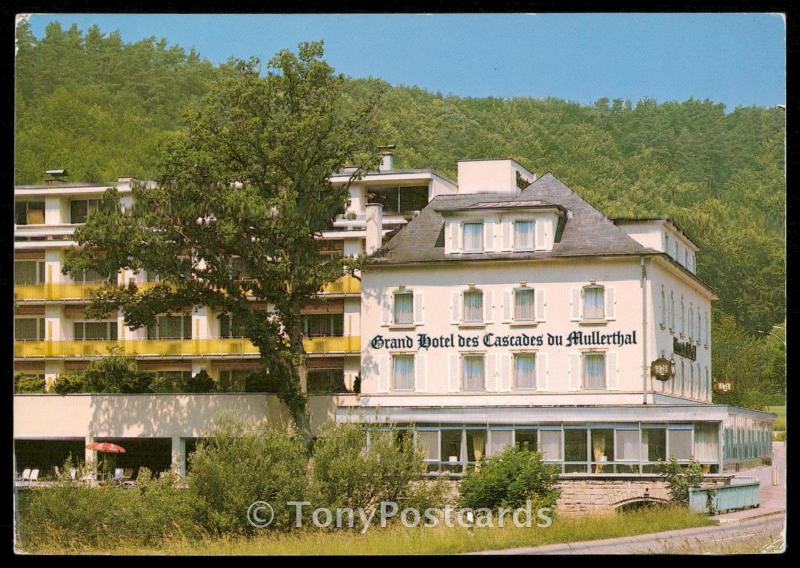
[18,468,31,484]
[112,468,124,484]
[28,469,39,487]
[120,468,135,488]
[69,468,78,481]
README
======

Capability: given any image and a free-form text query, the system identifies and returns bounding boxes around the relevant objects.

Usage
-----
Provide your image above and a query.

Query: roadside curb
[710,508,786,525]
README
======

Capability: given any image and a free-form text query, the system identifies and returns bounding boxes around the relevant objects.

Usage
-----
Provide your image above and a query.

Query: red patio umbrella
[86,442,126,454]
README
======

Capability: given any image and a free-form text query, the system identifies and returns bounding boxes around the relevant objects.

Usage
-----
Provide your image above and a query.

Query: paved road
[470,513,785,554]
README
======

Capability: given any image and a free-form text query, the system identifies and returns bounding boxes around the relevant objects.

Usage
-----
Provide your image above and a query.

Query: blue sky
[24,13,785,110]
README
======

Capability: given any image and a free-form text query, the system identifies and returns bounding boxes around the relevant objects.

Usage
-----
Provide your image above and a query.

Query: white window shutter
[502,221,513,251]
[500,354,512,391]
[535,288,546,322]
[452,221,462,253]
[605,287,616,320]
[484,219,495,252]
[486,353,496,391]
[536,352,548,391]
[570,288,581,321]
[381,291,392,326]
[568,353,581,390]
[535,219,545,250]
[502,289,512,323]
[414,290,424,325]
[378,355,390,392]
[450,291,461,324]
[606,352,618,390]
[448,354,460,392]
[483,289,493,323]
[416,354,426,392]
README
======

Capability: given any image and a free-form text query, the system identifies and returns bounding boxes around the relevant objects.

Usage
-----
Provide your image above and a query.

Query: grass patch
[19,505,711,555]
[767,405,785,432]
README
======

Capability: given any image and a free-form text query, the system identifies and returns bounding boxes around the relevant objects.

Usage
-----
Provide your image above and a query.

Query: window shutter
[535,219,546,250]
[568,353,581,390]
[450,221,462,253]
[483,289,493,323]
[502,289,512,323]
[414,290,424,325]
[486,353,496,391]
[605,287,616,320]
[450,291,461,324]
[416,354,426,392]
[381,291,392,326]
[448,354,460,392]
[606,352,618,390]
[484,219,496,252]
[502,221,513,251]
[378,355,390,392]
[535,288,546,322]
[500,354,512,391]
[536,352,548,391]
[570,288,581,321]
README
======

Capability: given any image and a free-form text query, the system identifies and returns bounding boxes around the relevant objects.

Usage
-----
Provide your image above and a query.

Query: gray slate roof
[372,173,650,264]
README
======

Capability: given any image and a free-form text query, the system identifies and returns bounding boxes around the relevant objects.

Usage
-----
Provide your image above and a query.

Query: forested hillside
[14,22,785,408]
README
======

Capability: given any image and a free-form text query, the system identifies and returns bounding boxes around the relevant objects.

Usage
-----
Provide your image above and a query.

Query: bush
[187,416,309,533]
[310,423,435,513]
[654,457,705,505]
[459,447,560,510]
[52,373,86,394]
[14,373,45,393]
[182,370,217,393]
[82,348,154,393]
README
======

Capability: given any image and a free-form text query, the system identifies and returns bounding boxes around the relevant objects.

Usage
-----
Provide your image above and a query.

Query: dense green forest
[15,22,785,408]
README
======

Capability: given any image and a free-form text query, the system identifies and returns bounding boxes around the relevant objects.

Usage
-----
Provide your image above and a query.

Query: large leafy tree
[63,42,382,446]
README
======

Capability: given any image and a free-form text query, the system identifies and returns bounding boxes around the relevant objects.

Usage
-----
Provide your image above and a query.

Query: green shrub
[654,457,706,505]
[52,373,86,394]
[14,373,45,393]
[182,370,217,393]
[310,423,435,513]
[187,416,309,533]
[459,447,560,510]
[82,348,154,393]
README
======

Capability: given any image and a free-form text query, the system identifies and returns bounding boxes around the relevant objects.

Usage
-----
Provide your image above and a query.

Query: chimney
[365,203,383,256]
[377,144,396,172]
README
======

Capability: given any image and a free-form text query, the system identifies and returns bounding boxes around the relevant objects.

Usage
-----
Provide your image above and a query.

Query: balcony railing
[14,276,360,301]
[14,337,361,358]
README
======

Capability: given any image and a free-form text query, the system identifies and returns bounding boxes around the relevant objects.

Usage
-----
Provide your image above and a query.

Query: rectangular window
[392,355,415,391]
[219,314,245,338]
[147,315,192,340]
[540,430,562,461]
[513,220,535,250]
[75,268,108,285]
[466,429,487,463]
[462,355,485,392]
[15,318,45,341]
[69,199,101,224]
[513,288,535,321]
[303,314,344,337]
[308,369,346,394]
[583,286,605,319]
[565,429,588,472]
[393,291,414,325]
[74,321,118,341]
[694,423,719,462]
[15,201,45,225]
[488,430,513,456]
[515,429,538,452]
[15,260,45,285]
[417,431,440,470]
[642,428,667,462]
[441,430,463,472]
[590,429,614,473]
[462,222,484,252]
[463,290,483,323]
[514,353,536,389]
[218,369,251,392]
[615,430,640,461]
[668,429,693,460]
[582,353,606,389]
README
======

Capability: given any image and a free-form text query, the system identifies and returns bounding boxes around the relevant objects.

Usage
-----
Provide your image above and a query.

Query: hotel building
[14,155,773,484]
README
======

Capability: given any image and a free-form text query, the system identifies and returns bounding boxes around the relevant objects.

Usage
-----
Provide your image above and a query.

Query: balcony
[14,336,361,359]
[15,276,360,302]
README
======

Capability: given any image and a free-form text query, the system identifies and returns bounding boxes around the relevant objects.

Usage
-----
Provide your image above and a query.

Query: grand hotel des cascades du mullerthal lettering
[369,330,638,351]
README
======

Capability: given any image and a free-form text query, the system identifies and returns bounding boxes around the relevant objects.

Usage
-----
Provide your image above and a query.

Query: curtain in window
[540,430,561,460]
[514,220,534,249]
[416,431,439,461]
[694,423,719,462]
[668,429,693,460]
[463,290,483,322]
[514,288,535,321]
[463,355,485,391]
[515,354,536,389]
[394,292,413,324]
[467,430,486,463]
[463,222,483,251]
[615,430,640,461]
[582,353,606,389]
[392,355,415,390]
[488,430,513,456]
[583,287,605,319]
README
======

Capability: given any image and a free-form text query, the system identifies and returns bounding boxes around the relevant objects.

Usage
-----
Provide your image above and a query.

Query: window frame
[462,288,484,324]
[391,354,416,391]
[462,221,485,253]
[512,219,535,251]
[581,351,607,390]
[513,287,535,322]
[392,290,414,326]
[582,284,606,320]
[513,352,537,390]
[461,353,486,392]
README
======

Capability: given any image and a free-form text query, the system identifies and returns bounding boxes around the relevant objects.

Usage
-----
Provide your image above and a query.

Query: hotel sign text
[370,330,638,351]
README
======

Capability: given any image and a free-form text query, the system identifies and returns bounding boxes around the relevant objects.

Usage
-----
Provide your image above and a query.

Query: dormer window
[582,285,605,320]
[462,222,484,252]
[513,220,535,250]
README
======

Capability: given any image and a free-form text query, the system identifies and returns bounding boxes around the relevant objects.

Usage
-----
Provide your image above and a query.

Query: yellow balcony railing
[319,275,361,295]
[14,336,361,358]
